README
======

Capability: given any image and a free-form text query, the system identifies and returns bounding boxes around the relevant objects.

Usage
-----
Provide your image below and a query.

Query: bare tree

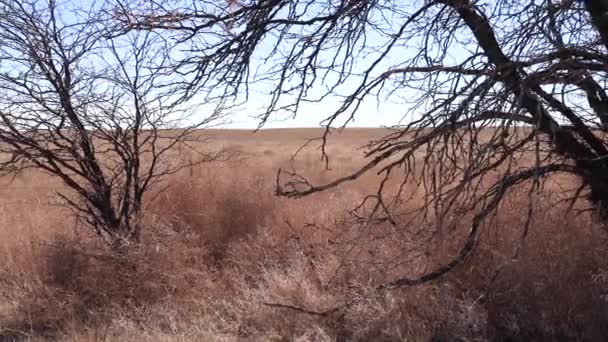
[0,0,223,246]
[116,0,608,288]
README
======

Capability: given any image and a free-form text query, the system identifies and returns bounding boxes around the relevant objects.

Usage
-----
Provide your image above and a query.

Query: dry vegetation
[0,128,607,341]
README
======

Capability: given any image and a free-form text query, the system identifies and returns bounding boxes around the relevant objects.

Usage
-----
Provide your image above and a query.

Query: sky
[30,0,469,130]
[164,0,435,130]
[221,98,404,129]
[25,0,595,131]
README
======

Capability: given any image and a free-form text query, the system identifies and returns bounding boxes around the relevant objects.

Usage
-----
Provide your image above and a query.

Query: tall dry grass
[0,128,606,341]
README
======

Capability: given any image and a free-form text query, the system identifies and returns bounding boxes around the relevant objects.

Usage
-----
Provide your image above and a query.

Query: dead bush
[147,170,275,263]
[442,194,608,341]
[4,235,178,337]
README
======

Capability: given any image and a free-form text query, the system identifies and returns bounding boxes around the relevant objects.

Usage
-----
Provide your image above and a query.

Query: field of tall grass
[0,128,607,341]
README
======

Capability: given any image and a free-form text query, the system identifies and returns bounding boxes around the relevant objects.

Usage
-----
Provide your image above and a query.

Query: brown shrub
[0,235,180,339]
[442,194,608,341]
[147,169,276,264]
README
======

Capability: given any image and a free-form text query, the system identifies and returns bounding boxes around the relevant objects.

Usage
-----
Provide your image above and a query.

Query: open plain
[0,128,606,341]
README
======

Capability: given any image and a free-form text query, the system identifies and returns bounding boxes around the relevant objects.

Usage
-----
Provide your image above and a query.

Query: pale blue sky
[49,0,471,129]
[44,0,594,130]
[168,1,440,129]
[222,96,404,128]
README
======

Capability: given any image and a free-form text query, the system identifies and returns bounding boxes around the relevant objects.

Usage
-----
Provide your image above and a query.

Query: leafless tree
[0,0,224,246]
[116,0,608,292]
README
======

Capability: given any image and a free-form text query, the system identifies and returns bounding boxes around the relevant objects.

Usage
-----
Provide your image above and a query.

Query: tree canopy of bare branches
[0,0,223,246]
[115,0,608,285]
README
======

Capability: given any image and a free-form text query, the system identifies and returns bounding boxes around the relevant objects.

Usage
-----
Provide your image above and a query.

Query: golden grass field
[0,128,607,341]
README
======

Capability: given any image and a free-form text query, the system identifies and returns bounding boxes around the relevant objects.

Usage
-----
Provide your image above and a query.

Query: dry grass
[0,128,607,341]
